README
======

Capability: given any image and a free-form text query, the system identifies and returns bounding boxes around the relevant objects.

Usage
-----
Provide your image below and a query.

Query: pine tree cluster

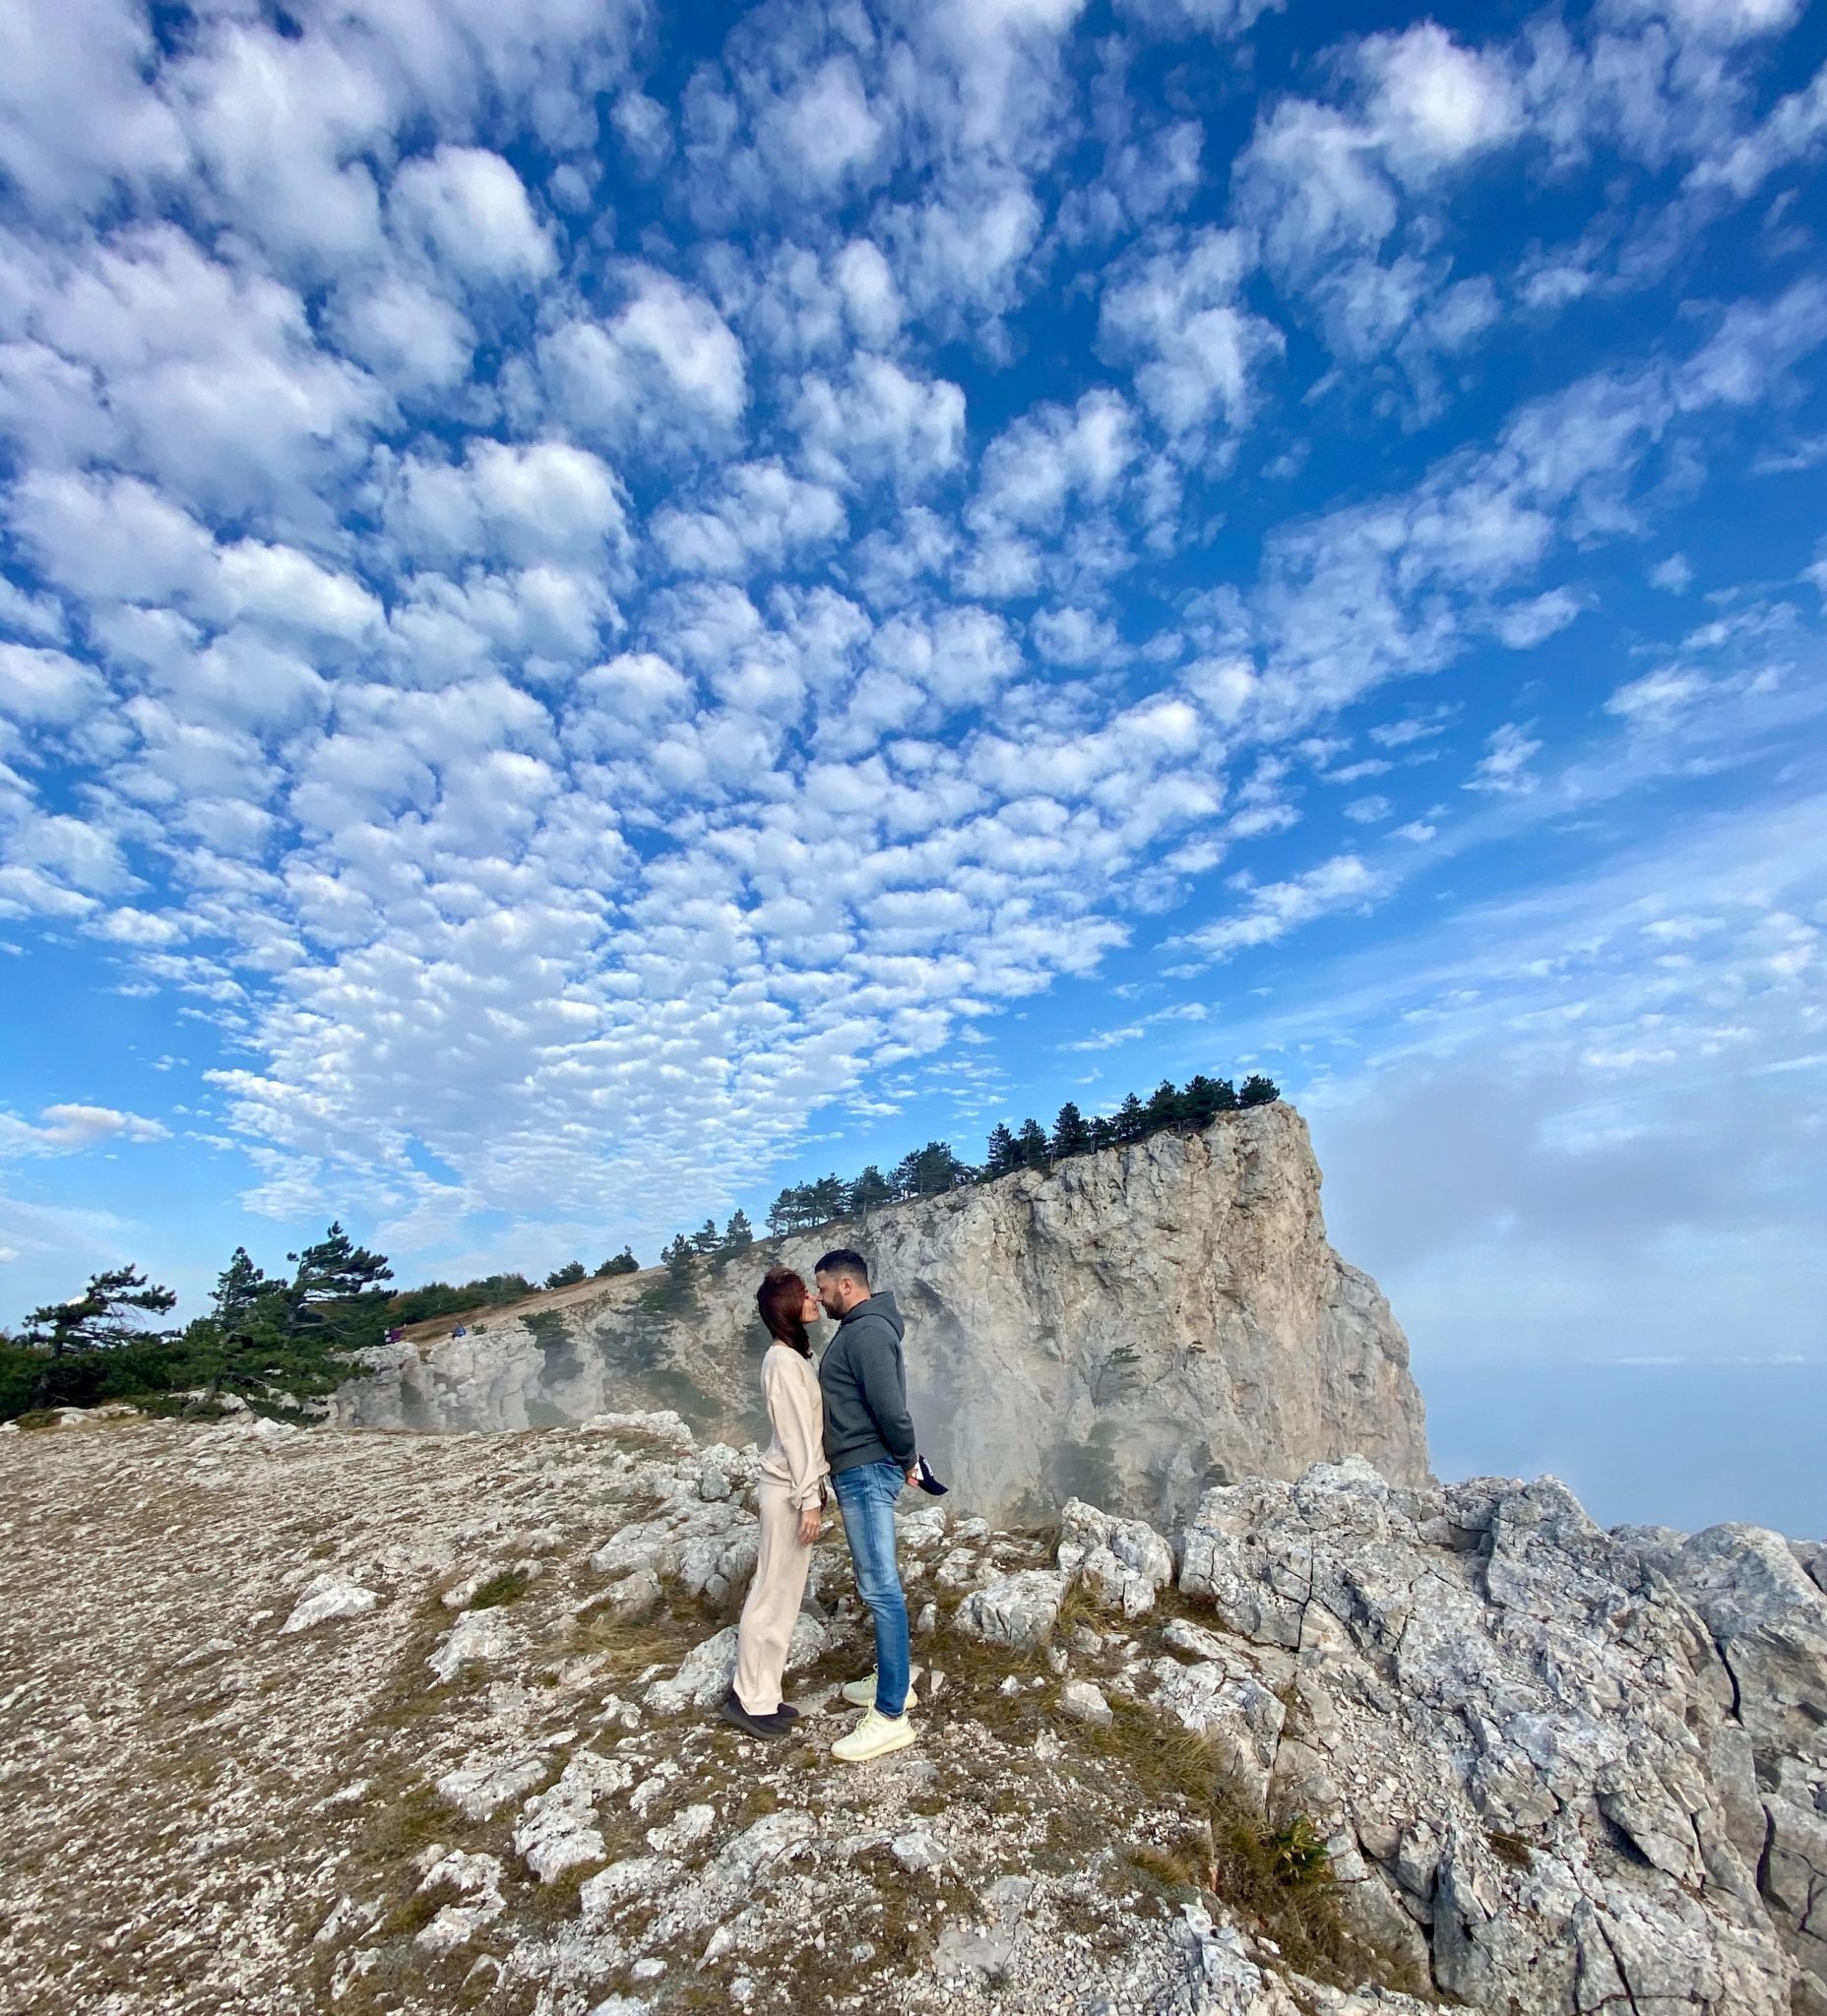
[751,1072,1280,1247]
[0,1222,396,1420]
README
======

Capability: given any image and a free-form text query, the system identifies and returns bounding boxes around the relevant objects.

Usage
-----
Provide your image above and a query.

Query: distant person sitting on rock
[450,1323,468,1339]
[720,1268,831,1742]
[815,1247,920,1763]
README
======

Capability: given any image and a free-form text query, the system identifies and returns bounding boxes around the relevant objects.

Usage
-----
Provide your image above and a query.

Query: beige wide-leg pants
[733,1479,813,1716]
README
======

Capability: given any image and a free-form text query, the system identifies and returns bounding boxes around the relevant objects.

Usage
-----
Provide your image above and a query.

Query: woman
[721,1266,831,1739]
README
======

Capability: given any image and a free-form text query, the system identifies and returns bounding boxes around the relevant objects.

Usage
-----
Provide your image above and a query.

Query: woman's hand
[796,1504,822,1546]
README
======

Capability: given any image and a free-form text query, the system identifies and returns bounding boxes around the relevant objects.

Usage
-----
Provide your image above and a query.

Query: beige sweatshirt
[758,1343,830,1511]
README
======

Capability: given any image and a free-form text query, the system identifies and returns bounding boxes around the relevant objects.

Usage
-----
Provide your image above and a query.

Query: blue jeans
[832,1458,911,1717]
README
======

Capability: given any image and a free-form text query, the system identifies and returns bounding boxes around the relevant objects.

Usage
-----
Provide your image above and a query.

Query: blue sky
[2,0,1823,1530]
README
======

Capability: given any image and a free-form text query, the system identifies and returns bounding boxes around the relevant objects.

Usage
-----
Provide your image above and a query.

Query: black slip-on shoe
[718,1689,793,1739]
[772,1701,801,1722]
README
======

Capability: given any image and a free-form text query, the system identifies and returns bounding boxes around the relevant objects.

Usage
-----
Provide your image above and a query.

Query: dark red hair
[757,1267,812,1358]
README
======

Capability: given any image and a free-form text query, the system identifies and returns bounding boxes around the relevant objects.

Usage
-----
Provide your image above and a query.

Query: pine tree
[723,1209,754,1251]
[984,1123,1020,1177]
[1089,1113,1117,1151]
[1181,1075,1235,1125]
[25,1265,177,1356]
[595,1249,640,1277]
[901,1141,970,1194]
[848,1166,893,1214]
[662,1232,695,1273]
[809,1174,847,1223]
[289,1223,393,1305]
[1051,1102,1093,1159]
[1143,1079,1183,1131]
[1238,1073,1281,1107]
[285,1224,394,1352]
[545,1261,587,1289]
[211,1247,271,1328]
[1015,1117,1050,1168]
[690,1218,722,1256]
[1114,1093,1147,1142]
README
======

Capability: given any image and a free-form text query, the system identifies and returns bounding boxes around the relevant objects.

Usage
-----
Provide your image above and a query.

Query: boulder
[955,1570,1068,1652]
[279,1575,379,1636]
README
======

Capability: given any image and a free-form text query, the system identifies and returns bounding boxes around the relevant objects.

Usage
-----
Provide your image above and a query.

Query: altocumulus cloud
[0,0,1822,1339]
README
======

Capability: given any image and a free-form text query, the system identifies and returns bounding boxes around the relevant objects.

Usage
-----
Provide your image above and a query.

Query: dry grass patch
[468,1566,534,1609]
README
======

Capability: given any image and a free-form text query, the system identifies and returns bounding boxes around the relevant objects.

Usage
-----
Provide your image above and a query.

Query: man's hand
[906,1465,919,1488]
[796,1504,822,1546]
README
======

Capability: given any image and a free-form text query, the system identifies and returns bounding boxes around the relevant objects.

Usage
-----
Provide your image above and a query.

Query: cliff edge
[332,1102,1430,1528]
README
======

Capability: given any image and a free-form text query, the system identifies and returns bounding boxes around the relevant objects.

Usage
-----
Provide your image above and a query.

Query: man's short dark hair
[815,1248,870,1287]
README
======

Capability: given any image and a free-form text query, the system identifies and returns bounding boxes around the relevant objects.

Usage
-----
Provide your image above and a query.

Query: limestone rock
[1058,1497,1176,1617]
[330,1105,1430,1528]
[436,1749,549,1822]
[1061,1679,1112,1726]
[955,1569,1068,1652]
[279,1574,378,1635]
[643,1616,828,1715]
[511,1746,636,1881]
[427,1608,516,1683]
[1174,1457,1811,2013]
[7,1393,1820,2016]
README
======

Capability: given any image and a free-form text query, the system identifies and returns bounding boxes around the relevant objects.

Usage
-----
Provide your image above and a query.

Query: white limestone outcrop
[332,1102,1430,1529]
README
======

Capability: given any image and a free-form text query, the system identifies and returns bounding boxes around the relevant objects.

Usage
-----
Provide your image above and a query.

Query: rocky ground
[1,1407,1822,2016]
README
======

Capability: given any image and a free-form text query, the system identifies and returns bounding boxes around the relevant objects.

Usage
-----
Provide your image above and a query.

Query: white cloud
[0,0,1819,1322]
[1358,23,1523,180]
[0,0,188,217]
[1174,853,1379,961]
[834,239,906,346]
[0,645,106,725]
[797,356,966,491]
[382,439,630,569]
[332,273,476,394]
[654,462,847,578]
[881,178,1044,327]
[1466,722,1542,793]
[543,266,748,454]
[1031,606,1119,666]
[1606,667,1711,722]
[1113,0,1280,32]
[972,390,1136,533]
[0,1104,170,1153]
[769,56,887,192]
[176,15,391,265]
[1493,588,1581,649]
[1099,226,1284,438]
[390,146,556,282]
[6,224,386,524]
[1687,59,1827,197]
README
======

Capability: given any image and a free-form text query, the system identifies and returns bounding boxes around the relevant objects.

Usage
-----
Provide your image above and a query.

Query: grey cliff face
[330,1102,1430,1528]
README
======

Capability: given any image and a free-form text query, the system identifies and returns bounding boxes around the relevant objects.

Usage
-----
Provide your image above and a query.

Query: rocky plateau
[2,1403,1823,2016]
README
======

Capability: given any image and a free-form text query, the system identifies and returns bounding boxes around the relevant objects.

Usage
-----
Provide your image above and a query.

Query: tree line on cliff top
[0,1070,1277,1420]
[675,1069,1279,1257]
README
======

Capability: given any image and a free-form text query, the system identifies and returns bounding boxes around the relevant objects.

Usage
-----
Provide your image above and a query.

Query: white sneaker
[832,1706,916,1764]
[840,1666,921,1710]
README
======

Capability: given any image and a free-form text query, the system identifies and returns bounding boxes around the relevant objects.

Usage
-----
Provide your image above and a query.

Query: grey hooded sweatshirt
[818,1290,916,1476]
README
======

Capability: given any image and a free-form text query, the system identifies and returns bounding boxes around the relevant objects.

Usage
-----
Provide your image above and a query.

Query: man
[814,1247,919,1763]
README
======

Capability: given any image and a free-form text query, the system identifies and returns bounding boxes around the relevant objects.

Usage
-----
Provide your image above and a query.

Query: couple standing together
[721,1247,931,1763]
